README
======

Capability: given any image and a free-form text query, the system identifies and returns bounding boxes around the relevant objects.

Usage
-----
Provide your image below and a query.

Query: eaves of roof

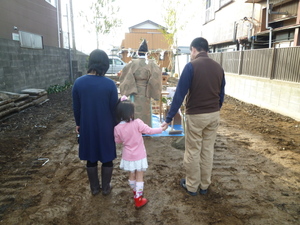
[128,20,166,30]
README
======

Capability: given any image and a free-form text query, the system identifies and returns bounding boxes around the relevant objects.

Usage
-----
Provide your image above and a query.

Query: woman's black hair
[116,99,135,123]
[87,49,109,76]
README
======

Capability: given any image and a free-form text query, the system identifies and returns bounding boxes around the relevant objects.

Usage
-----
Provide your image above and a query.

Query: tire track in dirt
[0,145,45,221]
[18,119,89,224]
[0,118,83,224]
[211,121,300,224]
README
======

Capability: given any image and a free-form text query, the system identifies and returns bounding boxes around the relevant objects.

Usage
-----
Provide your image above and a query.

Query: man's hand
[161,122,170,131]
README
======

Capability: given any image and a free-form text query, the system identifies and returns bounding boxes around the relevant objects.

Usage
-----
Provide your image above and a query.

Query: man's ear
[191,47,198,54]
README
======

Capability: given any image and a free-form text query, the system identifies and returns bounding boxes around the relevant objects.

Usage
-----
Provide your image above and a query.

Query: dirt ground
[0,87,299,225]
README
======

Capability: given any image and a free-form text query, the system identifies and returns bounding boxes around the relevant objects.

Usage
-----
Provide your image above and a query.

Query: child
[114,95,167,209]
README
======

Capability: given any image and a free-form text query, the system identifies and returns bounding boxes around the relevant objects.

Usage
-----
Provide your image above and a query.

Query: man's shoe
[199,189,208,195]
[180,179,197,196]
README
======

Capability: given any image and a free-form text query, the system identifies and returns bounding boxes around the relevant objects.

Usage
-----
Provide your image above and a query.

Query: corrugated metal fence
[209,47,300,83]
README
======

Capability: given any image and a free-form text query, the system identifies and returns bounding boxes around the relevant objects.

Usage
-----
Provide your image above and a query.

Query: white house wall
[201,0,263,44]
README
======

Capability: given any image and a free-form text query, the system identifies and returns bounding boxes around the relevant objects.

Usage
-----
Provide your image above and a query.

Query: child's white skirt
[120,157,148,172]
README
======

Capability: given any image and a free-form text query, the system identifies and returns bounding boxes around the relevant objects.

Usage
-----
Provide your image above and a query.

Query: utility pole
[69,0,76,55]
[56,0,61,48]
[65,4,73,83]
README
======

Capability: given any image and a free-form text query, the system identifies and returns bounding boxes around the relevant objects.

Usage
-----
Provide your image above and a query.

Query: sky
[60,0,203,54]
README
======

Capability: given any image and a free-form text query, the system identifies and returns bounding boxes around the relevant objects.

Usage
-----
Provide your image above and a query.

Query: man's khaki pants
[184,111,220,192]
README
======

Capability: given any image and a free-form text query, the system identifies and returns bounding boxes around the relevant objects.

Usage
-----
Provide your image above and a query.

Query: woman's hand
[76,126,80,134]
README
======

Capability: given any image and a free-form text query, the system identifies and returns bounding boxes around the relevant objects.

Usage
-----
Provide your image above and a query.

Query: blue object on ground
[143,114,184,137]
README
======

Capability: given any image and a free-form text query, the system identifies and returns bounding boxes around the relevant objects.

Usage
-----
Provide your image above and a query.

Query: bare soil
[0,88,299,225]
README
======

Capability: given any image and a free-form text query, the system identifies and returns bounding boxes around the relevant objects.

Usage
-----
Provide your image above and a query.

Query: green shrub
[47,82,72,94]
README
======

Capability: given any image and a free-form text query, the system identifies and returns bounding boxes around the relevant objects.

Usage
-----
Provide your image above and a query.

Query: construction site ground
[0,88,299,225]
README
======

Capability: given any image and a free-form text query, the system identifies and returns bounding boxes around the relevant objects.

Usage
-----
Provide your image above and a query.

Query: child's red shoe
[134,196,148,209]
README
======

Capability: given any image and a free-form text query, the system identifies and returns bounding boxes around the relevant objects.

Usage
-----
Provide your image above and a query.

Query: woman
[72,49,118,195]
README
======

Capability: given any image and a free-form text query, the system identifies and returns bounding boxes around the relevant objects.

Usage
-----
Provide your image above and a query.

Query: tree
[160,0,190,75]
[80,0,122,49]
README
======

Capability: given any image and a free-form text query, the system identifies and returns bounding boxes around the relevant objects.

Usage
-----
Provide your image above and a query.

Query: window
[19,31,43,49]
[220,0,232,8]
[204,0,232,23]
[115,59,123,65]
[45,0,57,7]
[206,0,211,9]
[205,0,215,23]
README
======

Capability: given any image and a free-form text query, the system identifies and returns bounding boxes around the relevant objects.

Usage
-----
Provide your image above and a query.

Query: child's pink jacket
[114,119,163,161]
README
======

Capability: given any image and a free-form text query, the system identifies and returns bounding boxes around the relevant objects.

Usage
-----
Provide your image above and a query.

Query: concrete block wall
[0,38,88,93]
[225,73,300,121]
[73,52,88,79]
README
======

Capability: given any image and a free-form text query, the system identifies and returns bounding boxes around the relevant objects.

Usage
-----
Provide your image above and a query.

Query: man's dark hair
[190,37,209,52]
[116,99,135,123]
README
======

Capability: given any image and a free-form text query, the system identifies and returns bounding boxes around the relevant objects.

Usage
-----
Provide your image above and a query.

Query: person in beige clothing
[119,39,162,127]
[162,37,226,196]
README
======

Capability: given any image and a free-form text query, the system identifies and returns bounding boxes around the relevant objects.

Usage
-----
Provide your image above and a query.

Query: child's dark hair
[116,99,135,123]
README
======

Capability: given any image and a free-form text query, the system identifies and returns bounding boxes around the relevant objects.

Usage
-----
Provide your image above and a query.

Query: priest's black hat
[138,39,148,55]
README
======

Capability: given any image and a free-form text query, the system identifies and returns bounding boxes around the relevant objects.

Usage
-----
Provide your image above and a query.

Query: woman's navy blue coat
[72,75,118,163]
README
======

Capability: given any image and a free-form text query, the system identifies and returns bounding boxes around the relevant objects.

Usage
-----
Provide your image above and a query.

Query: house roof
[120,20,170,51]
[129,20,166,31]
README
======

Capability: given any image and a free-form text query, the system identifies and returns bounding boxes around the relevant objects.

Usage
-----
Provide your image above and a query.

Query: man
[161,37,225,196]
[119,39,162,127]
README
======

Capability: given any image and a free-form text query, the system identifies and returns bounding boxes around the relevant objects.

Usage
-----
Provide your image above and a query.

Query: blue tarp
[143,114,184,137]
